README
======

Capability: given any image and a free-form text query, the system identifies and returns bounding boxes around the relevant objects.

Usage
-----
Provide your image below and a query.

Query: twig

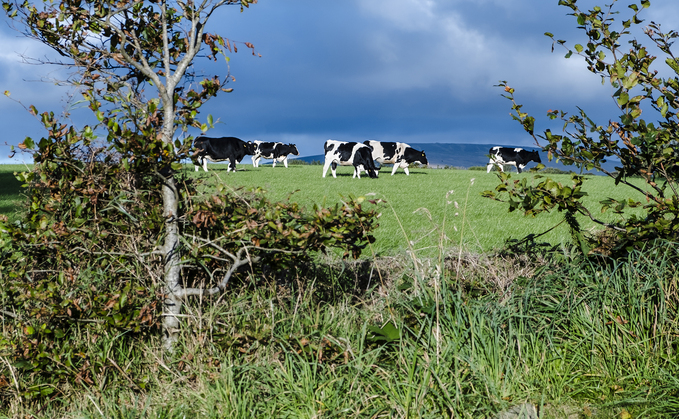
[0,309,19,320]
[107,357,142,390]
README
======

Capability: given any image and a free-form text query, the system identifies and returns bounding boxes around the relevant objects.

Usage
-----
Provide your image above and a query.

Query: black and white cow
[251,141,300,168]
[363,140,428,176]
[486,146,541,174]
[322,140,378,179]
[193,136,256,172]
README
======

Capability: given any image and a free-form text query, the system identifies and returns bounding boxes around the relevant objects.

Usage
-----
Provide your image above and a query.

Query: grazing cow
[363,140,428,176]
[486,146,541,174]
[251,141,300,168]
[322,140,378,179]
[193,136,256,172]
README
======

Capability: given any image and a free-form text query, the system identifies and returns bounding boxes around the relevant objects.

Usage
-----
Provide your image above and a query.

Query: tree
[0,0,378,363]
[484,0,679,256]
[2,0,264,350]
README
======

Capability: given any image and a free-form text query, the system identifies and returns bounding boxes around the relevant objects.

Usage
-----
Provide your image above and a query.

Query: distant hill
[292,143,620,174]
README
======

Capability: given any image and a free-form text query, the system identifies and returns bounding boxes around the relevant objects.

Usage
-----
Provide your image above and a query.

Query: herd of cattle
[191,137,542,177]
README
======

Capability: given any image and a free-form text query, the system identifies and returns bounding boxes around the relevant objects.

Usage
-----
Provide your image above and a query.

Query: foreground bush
[0,144,379,405]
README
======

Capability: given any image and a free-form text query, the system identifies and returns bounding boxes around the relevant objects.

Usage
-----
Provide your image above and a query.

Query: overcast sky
[1,0,677,163]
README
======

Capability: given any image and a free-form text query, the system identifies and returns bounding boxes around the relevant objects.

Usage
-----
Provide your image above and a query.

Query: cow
[363,140,428,176]
[322,140,378,179]
[192,136,256,172]
[486,146,541,174]
[251,141,300,168]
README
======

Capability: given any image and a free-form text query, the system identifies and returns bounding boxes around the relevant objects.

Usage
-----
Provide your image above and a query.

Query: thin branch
[175,242,301,299]
[0,310,20,320]
[70,246,163,258]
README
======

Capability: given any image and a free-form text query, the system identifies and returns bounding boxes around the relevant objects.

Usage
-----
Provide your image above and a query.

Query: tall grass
[7,242,676,418]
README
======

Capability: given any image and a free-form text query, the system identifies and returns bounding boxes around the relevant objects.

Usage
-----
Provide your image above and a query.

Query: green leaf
[622,72,638,89]
[22,137,35,150]
[574,44,583,53]
[666,58,679,74]
[367,321,401,343]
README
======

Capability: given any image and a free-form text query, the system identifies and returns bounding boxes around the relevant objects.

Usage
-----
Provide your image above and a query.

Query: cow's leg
[403,165,410,176]
[517,164,525,174]
[391,162,400,176]
[282,157,288,168]
[488,158,504,173]
[202,157,208,172]
[272,158,277,168]
[252,156,258,167]
[322,159,332,177]
[331,162,338,178]
[487,159,494,173]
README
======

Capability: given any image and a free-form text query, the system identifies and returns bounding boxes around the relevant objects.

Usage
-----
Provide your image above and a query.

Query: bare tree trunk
[161,176,182,351]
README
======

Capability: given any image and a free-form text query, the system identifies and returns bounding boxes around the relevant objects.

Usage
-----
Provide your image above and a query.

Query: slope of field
[0,163,647,255]
[192,164,646,256]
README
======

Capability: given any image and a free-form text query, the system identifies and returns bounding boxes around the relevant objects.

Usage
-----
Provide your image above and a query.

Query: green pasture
[0,165,27,223]
[187,162,647,255]
[1,163,649,255]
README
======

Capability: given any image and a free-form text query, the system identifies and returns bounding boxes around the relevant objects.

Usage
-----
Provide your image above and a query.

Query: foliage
[484,0,679,256]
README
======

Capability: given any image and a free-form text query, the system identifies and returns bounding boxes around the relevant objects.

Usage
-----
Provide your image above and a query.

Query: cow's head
[356,147,378,179]
[405,148,428,166]
[244,141,257,155]
[529,150,541,163]
[288,144,300,155]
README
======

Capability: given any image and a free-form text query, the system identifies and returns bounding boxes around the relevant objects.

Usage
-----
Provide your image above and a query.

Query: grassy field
[1,162,648,254]
[0,165,27,223]
[184,162,647,256]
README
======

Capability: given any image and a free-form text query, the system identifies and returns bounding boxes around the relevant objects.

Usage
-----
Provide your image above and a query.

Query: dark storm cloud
[1,0,676,162]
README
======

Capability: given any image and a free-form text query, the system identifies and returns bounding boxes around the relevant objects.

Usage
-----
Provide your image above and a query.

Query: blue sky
[1,0,677,164]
